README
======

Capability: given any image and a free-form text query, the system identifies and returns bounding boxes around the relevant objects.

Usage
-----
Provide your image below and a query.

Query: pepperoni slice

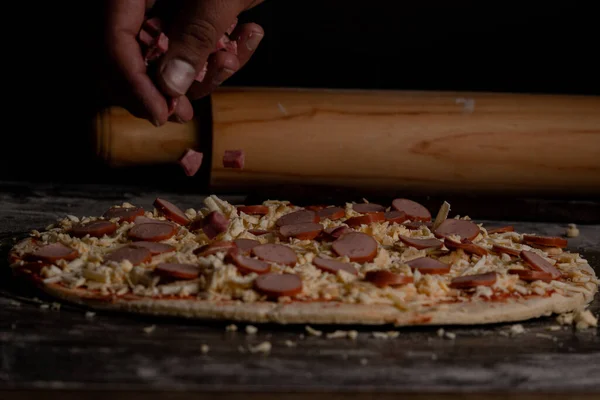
[226,251,270,275]
[70,221,118,238]
[403,221,433,230]
[352,203,385,214]
[398,235,443,250]
[365,270,414,287]
[449,272,497,289]
[317,207,345,220]
[444,238,488,257]
[434,219,480,241]
[492,244,521,257]
[130,241,175,255]
[405,257,451,274]
[252,244,298,266]
[201,211,229,239]
[275,210,319,227]
[154,263,200,280]
[487,226,514,235]
[248,229,270,236]
[279,222,323,241]
[103,206,144,223]
[153,198,191,226]
[234,238,260,253]
[332,232,378,263]
[391,199,431,222]
[344,212,385,228]
[194,241,236,257]
[105,246,152,265]
[128,222,177,242]
[237,205,269,215]
[522,235,568,249]
[520,250,562,279]
[313,257,358,275]
[254,273,302,298]
[27,243,79,263]
[508,269,553,283]
[385,211,408,224]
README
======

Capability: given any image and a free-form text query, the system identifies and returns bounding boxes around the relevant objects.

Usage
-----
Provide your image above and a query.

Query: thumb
[156,1,240,97]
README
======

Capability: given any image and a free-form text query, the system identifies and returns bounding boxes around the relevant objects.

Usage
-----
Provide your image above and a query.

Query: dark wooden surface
[1,181,599,399]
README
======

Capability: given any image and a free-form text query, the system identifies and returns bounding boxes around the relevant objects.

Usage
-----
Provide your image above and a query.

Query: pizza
[7,195,599,326]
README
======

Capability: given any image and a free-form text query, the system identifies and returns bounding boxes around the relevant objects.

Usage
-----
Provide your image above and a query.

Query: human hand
[103,0,265,126]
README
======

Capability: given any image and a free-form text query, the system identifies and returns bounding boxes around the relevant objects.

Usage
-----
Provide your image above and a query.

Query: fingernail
[245,32,264,51]
[212,68,235,86]
[161,59,197,95]
[152,118,161,127]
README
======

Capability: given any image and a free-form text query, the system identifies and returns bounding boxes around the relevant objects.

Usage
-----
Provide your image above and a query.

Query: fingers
[155,0,244,98]
[230,23,264,69]
[186,51,240,100]
[170,96,195,123]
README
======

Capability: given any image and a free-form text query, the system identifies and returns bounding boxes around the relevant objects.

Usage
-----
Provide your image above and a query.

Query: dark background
[4,1,599,187]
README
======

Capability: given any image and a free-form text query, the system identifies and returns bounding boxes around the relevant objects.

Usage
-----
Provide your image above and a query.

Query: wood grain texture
[0,181,599,397]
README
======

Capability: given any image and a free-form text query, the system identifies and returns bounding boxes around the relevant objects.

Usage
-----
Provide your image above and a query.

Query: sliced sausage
[226,251,270,275]
[352,203,385,214]
[153,198,191,226]
[252,244,298,266]
[134,216,155,224]
[508,269,553,283]
[254,273,302,298]
[434,219,480,241]
[398,235,443,250]
[154,263,200,280]
[522,235,568,249]
[223,149,245,169]
[105,246,152,265]
[313,257,358,275]
[248,229,270,236]
[385,211,408,224]
[492,244,521,257]
[70,221,118,238]
[280,222,323,241]
[520,250,562,279]
[128,222,177,242]
[332,232,378,263]
[344,212,385,228]
[237,205,269,215]
[326,226,351,239]
[178,148,204,177]
[403,221,433,230]
[449,272,497,289]
[317,207,345,221]
[194,241,236,257]
[130,241,175,255]
[103,206,144,223]
[14,261,49,274]
[201,211,229,239]
[405,257,451,275]
[391,199,431,222]
[234,238,260,253]
[306,205,327,211]
[444,238,488,257]
[275,210,319,227]
[365,270,414,287]
[487,225,514,235]
[26,243,79,263]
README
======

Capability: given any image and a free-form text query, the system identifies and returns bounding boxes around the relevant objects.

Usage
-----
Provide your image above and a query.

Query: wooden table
[1,181,599,400]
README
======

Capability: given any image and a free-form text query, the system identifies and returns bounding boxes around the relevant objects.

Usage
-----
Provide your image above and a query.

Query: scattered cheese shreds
[305,326,322,337]
[248,341,272,354]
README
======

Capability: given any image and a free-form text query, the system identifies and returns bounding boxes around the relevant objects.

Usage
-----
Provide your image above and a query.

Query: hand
[103,0,265,126]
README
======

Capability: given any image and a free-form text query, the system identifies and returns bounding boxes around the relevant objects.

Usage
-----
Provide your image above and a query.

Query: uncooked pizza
[7,196,599,326]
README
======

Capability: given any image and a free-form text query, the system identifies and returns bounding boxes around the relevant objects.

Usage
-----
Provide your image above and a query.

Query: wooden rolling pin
[94,87,600,196]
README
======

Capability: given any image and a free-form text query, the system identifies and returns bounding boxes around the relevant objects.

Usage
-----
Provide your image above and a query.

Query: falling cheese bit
[565,223,580,238]
[143,325,156,334]
[509,324,525,335]
[225,324,238,332]
[284,340,297,347]
[432,201,451,231]
[574,309,598,330]
[305,326,323,337]
[248,341,272,354]
[246,325,258,335]
[201,344,210,354]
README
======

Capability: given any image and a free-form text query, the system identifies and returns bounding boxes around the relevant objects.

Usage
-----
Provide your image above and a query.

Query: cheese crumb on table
[143,325,156,334]
[360,358,368,365]
[556,309,598,330]
[546,326,562,331]
[245,325,258,335]
[565,223,580,238]
[40,304,50,310]
[248,341,272,354]
[305,326,323,336]
[437,328,445,337]
[85,311,96,319]
[510,324,525,335]
[284,340,297,347]
[445,332,456,340]
[326,330,351,339]
[226,324,238,332]
[201,344,210,354]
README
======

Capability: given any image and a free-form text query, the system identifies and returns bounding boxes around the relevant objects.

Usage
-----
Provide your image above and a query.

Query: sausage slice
[252,244,298,266]
[223,150,245,169]
[344,212,385,228]
[332,232,378,263]
[103,206,145,223]
[434,219,480,241]
[130,241,175,255]
[194,241,236,257]
[405,257,451,275]
[520,250,562,279]
[254,273,303,298]
[27,243,79,263]
[522,235,568,249]
[403,221,433,230]
[227,251,270,275]
[237,205,269,215]
[391,199,431,222]
[279,222,323,241]
[154,263,201,280]
[508,269,553,283]
[365,270,414,287]
[128,222,177,242]
[317,207,345,221]
[444,238,488,257]
[248,229,270,236]
[491,244,521,257]
[105,246,152,265]
[234,238,260,253]
[313,257,358,275]
[70,221,118,238]
[487,226,514,235]
[449,272,497,289]
[153,198,191,226]
[398,235,443,250]
[352,203,385,214]
[385,211,408,224]
[200,211,229,239]
[275,210,319,227]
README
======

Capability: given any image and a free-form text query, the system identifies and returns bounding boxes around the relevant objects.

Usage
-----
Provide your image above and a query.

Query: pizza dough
[7,195,598,326]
